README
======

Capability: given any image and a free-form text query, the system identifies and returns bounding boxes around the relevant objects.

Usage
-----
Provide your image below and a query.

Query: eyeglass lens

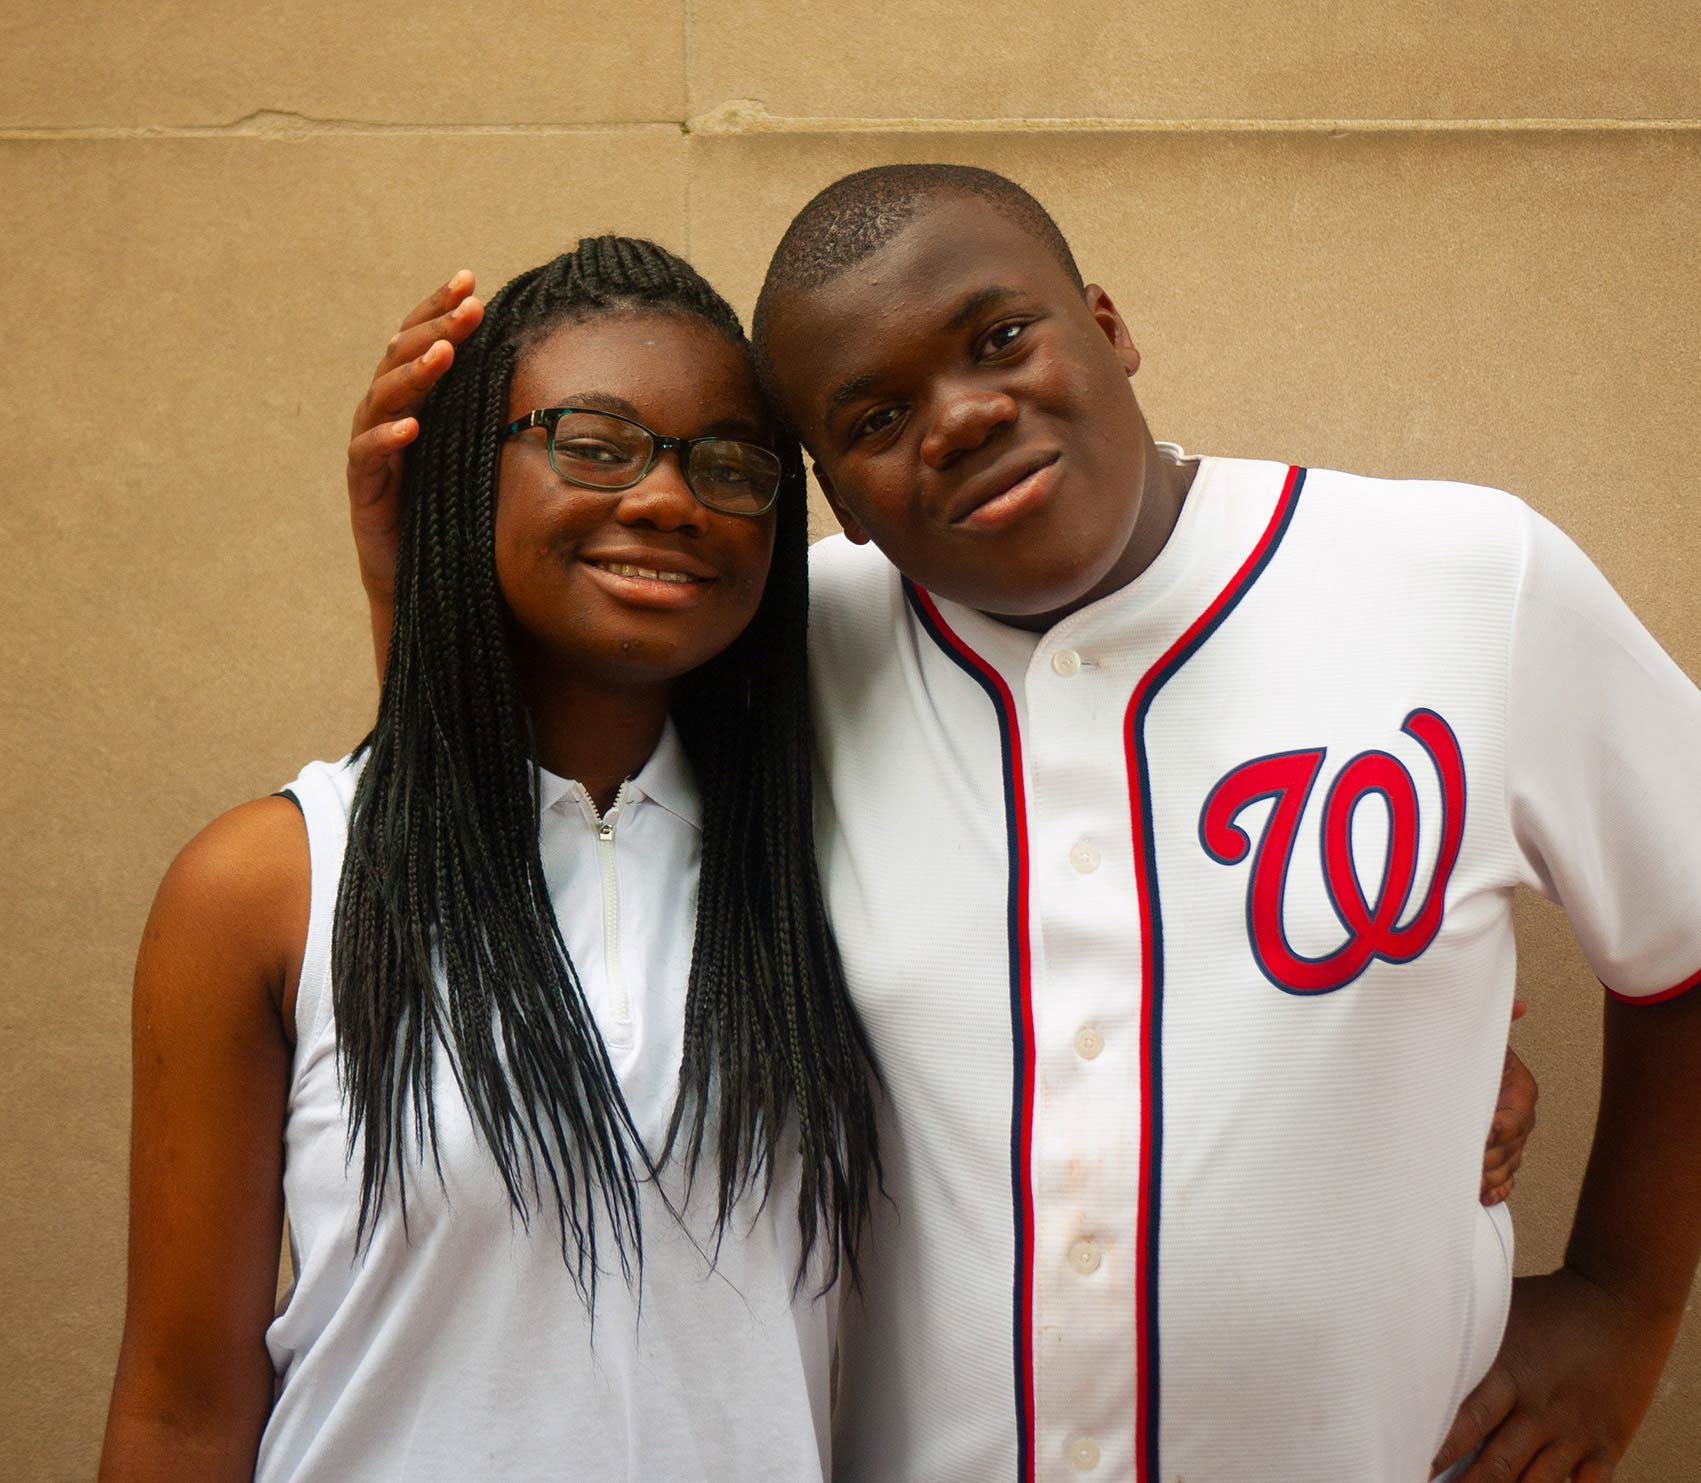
[549,410,781,514]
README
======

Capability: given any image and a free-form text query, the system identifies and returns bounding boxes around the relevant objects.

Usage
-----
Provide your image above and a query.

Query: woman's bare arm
[100,797,309,1481]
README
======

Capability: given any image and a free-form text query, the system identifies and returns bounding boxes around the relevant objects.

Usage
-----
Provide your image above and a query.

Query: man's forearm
[1565,987,1701,1327]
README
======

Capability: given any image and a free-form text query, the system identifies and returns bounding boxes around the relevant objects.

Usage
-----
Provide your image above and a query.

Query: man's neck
[988,436,1197,634]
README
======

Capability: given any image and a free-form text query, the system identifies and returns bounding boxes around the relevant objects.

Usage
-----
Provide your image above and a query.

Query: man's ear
[815,461,871,545]
[1084,284,1141,378]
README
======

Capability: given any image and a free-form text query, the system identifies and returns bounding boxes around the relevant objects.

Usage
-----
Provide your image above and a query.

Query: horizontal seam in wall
[685,104,1701,135]
[5,109,1699,141]
[0,112,690,140]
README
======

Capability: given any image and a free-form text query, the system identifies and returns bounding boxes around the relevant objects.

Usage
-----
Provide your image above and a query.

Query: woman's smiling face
[495,311,779,692]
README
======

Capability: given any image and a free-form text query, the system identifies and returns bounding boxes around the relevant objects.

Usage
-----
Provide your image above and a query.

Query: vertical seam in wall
[682,0,696,260]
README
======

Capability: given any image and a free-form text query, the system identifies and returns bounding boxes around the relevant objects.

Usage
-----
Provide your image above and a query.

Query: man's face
[764,194,1155,622]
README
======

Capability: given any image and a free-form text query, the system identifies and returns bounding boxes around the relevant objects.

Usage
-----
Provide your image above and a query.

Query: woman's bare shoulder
[140,795,312,1034]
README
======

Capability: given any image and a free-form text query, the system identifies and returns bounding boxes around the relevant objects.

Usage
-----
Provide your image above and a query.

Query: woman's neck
[521,672,672,815]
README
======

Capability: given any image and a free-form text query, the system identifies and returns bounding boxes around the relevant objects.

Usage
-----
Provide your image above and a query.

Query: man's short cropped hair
[752,163,1085,402]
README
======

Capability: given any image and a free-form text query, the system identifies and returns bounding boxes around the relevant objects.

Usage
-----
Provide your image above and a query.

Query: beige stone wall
[5,5,1697,1478]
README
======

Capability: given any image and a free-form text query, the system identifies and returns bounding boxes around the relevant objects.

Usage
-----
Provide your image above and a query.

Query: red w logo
[1199,708,1466,995]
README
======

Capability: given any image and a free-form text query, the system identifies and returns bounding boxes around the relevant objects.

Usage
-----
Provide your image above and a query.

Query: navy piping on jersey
[899,464,1304,1483]
[1120,464,1305,1480]
[904,579,1037,1483]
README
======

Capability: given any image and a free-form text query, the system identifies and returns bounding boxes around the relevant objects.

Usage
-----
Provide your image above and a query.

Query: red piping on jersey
[905,583,1038,1483]
[1603,963,1701,1005]
[1121,464,1306,1482]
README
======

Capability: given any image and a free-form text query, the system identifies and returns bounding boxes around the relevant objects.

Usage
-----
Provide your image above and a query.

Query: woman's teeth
[593,562,699,584]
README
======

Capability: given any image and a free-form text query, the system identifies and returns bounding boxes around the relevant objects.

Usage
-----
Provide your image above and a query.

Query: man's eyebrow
[826,371,881,419]
[822,286,1023,422]
[945,284,1021,333]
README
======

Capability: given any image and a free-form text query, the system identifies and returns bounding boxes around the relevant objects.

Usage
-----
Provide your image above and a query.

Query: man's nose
[919,386,1019,468]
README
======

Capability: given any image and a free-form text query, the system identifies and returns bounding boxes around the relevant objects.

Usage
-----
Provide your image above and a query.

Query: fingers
[347,417,417,488]
[1523,1441,1592,1483]
[397,269,477,333]
[355,339,458,438]
[1488,1102,1534,1149]
[1434,1367,1517,1477]
[1511,1000,1528,1023]
[1483,1047,1536,1204]
[354,276,485,440]
[1481,1161,1518,1205]
[1456,1409,1549,1483]
[377,297,484,381]
[1484,1130,1533,1198]
[1493,1049,1538,1140]
[1501,1047,1537,1104]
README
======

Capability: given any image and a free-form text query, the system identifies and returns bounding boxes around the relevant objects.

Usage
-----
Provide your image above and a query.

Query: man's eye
[981,321,1026,355]
[853,406,901,441]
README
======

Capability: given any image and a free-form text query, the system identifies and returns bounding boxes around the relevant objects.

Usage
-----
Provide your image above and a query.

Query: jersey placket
[1021,629,1148,1483]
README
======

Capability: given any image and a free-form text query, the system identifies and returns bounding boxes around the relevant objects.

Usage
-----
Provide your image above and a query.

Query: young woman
[100,237,879,1481]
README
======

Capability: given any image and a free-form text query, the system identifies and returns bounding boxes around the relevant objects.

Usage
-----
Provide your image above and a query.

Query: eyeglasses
[502,406,784,517]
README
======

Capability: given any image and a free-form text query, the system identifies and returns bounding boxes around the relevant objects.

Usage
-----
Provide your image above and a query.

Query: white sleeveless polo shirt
[256,725,833,1482]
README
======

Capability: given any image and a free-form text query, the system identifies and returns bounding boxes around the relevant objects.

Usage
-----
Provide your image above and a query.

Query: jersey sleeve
[1505,504,1701,1002]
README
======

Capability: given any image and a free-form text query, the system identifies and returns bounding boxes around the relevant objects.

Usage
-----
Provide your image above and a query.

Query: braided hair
[332,236,879,1309]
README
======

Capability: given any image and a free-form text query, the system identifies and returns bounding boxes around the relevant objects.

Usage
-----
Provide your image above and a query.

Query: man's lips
[947,451,1062,527]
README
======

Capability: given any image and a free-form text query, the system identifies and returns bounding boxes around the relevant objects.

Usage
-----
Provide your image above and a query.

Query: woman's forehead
[509,312,767,431]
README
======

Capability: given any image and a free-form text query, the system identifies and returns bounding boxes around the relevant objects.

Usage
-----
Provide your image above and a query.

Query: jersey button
[1068,1437,1101,1471]
[1068,1238,1102,1275]
[1069,839,1100,874]
[1051,648,1082,677]
[1074,1026,1104,1061]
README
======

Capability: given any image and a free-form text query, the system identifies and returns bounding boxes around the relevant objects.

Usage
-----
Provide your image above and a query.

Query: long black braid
[332,236,880,1309]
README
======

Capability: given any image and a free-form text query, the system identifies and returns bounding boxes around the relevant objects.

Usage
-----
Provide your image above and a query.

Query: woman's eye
[557,439,630,465]
[981,321,1026,355]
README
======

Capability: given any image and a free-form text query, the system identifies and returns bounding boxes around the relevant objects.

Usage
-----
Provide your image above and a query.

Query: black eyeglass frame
[502,405,784,517]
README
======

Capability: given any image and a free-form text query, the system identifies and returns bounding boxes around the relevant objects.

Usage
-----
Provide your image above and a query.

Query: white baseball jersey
[808,452,1701,1483]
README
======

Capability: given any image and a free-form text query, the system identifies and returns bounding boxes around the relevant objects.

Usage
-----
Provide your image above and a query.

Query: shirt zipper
[592,779,634,1035]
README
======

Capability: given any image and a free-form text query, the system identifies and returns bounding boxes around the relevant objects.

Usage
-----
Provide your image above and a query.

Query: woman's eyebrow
[551,390,644,418]
[548,393,768,443]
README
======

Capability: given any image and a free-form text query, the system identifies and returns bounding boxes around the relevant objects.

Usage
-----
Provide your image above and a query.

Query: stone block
[689,0,1701,122]
[3,0,686,126]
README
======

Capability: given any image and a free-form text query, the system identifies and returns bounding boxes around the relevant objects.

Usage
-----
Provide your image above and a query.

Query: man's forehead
[763,195,1078,421]
[815,282,1028,404]
[828,200,1048,295]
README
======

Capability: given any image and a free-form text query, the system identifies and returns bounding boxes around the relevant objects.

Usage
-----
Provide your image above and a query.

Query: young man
[748,165,1701,1483]
[339,171,1620,1481]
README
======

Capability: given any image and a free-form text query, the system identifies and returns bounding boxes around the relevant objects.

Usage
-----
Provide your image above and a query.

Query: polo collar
[534,717,702,830]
